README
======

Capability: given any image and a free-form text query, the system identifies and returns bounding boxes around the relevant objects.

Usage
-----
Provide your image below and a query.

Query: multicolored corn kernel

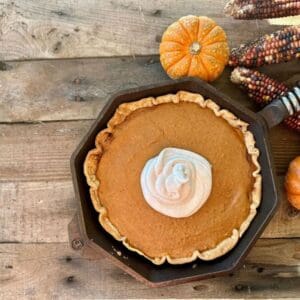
[229,26,300,67]
[231,67,288,104]
[225,0,300,20]
[231,67,300,132]
[284,113,300,131]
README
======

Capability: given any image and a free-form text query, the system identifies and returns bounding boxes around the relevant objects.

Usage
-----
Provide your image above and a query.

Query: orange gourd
[285,156,300,210]
[159,15,229,82]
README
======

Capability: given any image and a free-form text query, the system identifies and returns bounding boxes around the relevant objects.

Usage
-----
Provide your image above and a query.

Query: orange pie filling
[84,91,261,264]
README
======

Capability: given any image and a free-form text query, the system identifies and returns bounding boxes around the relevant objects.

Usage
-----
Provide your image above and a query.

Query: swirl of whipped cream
[140,148,212,218]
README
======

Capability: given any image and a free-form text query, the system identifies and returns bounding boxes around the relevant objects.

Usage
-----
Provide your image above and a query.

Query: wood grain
[0,57,299,123]
[0,56,168,122]
[0,180,75,243]
[0,0,285,60]
[0,121,92,182]
[0,240,299,299]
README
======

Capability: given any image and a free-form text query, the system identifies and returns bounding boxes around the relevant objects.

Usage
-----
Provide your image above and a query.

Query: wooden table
[0,1,299,298]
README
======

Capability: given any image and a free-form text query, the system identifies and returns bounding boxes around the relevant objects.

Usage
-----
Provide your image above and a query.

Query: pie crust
[84,91,261,265]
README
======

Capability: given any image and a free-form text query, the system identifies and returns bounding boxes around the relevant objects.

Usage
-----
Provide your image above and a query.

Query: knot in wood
[73,77,81,85]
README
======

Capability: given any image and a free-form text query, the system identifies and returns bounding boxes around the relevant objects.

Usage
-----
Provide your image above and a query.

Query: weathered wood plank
[0,121,92,182]
[0,56,168,122]
[0,175,299,243]
[0,56,299,123]
[0,120,298,184]
[0,240,299,299]
[0,0,286,60]
[0,180,75,243]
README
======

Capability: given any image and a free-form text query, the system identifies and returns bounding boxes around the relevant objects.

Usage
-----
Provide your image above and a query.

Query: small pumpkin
[159,15,229,82]
[285,156,300,210]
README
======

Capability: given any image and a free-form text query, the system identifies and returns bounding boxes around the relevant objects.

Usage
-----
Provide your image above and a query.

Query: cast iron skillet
[70,78,300,287]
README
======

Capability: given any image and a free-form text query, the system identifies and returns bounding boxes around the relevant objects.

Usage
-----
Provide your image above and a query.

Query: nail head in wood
[72,239,84,250]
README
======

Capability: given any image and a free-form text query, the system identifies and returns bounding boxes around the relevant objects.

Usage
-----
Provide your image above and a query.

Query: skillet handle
[258,84,300,129]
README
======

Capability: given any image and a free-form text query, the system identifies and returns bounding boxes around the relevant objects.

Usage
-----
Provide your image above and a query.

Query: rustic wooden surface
[1,240,300,299]
[0,0,299,299]
[0,0,284,60]
[0,57,299,123]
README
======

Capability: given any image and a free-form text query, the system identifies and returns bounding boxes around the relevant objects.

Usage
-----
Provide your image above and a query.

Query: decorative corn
[285,114,300,131]
[231,67,300,131]
[225,0,300,20]
[231,67,288,104]
[229,26,300,67]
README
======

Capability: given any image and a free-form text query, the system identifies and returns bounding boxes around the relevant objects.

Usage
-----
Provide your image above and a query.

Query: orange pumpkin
[159,15,229,82]
[285,156,300,210]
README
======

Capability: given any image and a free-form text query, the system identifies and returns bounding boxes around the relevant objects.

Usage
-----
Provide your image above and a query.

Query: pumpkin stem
[189,42,201,55]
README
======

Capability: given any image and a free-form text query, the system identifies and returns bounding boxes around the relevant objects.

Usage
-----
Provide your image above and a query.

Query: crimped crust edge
[83,91,262,265]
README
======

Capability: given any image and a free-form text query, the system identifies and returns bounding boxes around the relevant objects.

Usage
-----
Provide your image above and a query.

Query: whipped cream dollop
[140,148,212,218]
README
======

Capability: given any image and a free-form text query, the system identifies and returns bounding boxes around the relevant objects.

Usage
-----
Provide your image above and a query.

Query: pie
[84,91,261,265]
